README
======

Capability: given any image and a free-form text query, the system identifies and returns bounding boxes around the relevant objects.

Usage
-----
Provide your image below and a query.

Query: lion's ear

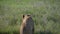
[27,15,30,16]
[23,14,25,19]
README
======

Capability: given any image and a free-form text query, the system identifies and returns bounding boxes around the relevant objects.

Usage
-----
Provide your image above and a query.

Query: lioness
[20,14,34,34]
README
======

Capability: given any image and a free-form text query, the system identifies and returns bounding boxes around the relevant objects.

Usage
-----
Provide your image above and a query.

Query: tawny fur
[20,15,34,34]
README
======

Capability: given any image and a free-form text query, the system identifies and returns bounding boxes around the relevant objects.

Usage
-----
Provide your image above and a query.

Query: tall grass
[0,0,60,34]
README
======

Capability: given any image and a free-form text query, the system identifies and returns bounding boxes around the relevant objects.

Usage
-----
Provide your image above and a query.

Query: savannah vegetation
[0,0,60,34]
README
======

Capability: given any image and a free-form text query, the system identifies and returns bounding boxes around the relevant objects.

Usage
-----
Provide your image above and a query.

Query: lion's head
[22,14,32,23]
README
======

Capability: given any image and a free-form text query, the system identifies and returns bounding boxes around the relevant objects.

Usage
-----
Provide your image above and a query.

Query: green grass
[0,0,60,34]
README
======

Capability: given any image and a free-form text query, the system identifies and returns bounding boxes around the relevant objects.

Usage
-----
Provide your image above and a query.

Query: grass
[0,0,60,34]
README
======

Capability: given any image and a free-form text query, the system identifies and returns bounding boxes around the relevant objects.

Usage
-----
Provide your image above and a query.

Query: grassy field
[0,0,60,34]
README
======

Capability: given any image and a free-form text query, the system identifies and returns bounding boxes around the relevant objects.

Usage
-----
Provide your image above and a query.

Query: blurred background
[0,0,60,34]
